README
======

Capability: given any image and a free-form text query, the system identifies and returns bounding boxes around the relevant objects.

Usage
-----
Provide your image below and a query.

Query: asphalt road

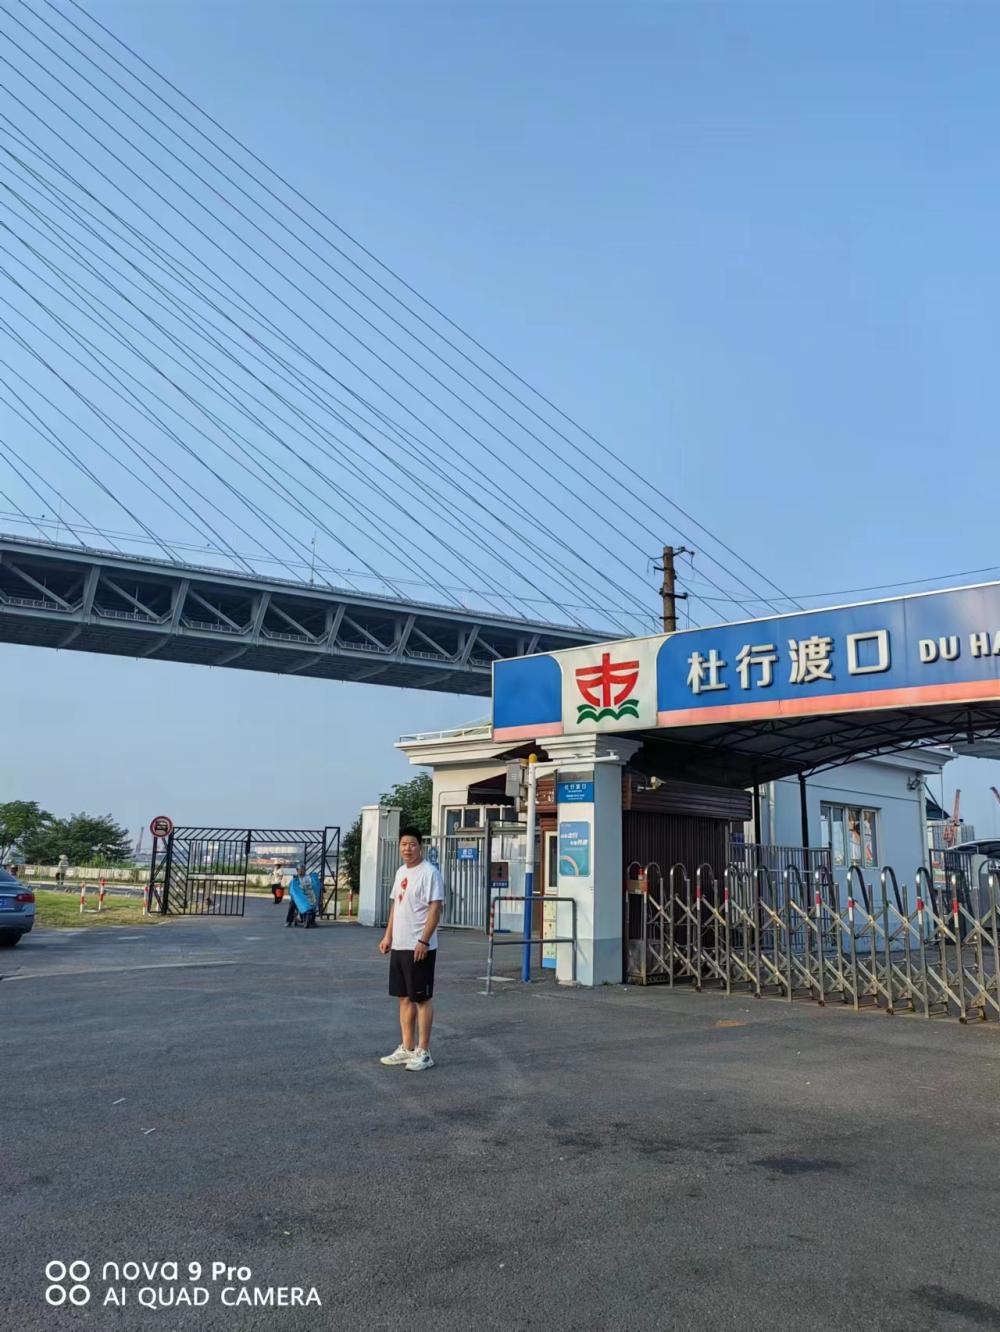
[3,900,1000,1332]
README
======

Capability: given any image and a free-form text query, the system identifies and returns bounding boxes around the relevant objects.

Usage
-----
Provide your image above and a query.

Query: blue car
[0,868,35,946]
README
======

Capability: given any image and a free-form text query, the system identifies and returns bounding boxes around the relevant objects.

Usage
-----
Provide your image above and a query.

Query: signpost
[147,816,174,916]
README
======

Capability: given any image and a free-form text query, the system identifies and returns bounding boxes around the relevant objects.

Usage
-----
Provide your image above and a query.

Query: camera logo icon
[45,1260,91,1306]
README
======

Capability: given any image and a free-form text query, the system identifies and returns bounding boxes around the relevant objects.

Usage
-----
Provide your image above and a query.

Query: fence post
[813,875,826,1006]
[899,883,915,1013]
[521,755,538,984]
[79,883,87,914]
[485,896,496,996]
[881,884,894,1015]
[723,870,732,997]
[984,871,1000,1021]
[846,890,860,1011]
[950,873,968,1023]
[98,880,106,912]
[914,867,933,1018]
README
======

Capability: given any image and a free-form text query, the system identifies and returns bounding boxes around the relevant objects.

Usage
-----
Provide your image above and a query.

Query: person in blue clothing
[286,863,318,928]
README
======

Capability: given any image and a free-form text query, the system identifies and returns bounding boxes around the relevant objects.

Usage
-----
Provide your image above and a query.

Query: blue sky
[2,0,998,841]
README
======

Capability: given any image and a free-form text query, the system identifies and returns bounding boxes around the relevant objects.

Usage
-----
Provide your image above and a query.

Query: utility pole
[656,545,691,632]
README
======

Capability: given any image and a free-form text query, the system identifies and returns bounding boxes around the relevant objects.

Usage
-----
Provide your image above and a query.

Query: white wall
[431,763,505,836]
[769,757,934,898]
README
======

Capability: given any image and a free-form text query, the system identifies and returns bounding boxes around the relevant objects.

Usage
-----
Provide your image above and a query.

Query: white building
[755,749,952,898]
[354,723,953,970]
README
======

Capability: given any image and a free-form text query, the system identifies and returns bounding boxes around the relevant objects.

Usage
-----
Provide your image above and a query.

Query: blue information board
[558,821,591,877]
[557,780,595,804]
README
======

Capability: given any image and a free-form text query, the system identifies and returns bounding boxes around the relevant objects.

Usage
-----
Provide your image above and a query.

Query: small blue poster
[558,821,591,877]
[557,780,595,805]
[456,846,479,862]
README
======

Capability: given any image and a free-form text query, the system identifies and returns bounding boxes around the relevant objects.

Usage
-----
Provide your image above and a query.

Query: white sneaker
[379,1044,414,1066]
[405,1048,435,1072]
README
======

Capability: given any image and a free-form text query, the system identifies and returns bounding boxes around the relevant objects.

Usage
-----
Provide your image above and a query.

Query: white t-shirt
[390,859,445,950]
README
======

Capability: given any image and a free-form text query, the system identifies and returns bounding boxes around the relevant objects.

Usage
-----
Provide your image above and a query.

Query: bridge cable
[0,114,660,628]
[43,0,795,611]
[0,181,626,627]
[0,19,732,623]
[0,114,655,628]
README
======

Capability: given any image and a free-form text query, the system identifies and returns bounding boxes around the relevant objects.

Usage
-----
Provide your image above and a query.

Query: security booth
[385,581,1000,992]
[392,724,758,982]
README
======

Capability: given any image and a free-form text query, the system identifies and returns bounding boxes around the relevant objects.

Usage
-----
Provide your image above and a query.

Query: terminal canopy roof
[492,582,1000,787]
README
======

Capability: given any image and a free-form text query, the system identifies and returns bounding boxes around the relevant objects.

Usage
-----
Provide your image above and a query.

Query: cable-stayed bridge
[0,533,615,694]
[0,0,799,694]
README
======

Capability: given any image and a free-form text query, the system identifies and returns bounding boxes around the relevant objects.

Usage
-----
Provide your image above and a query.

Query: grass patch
[32,890,164,930]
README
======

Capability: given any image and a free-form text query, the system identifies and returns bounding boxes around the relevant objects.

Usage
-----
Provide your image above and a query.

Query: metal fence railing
[624,861,1000,1025]
[482,894,577,994]
[729,842,832,879]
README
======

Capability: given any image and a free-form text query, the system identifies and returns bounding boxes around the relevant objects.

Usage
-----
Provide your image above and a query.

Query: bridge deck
[0,535,614,695]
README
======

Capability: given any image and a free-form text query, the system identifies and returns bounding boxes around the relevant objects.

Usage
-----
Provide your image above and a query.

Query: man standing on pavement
[379,828,444,1072]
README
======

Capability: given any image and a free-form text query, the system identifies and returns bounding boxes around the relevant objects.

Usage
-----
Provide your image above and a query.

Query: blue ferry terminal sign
[493,582,1000,745]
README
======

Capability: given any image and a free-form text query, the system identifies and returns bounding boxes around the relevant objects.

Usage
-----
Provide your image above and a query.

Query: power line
[680,564,1000,609]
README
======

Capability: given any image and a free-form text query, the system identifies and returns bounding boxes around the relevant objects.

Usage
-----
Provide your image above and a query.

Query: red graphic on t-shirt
[398,876,408,903]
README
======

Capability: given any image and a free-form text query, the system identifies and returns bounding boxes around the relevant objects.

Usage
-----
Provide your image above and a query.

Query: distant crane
[942,790,962,847]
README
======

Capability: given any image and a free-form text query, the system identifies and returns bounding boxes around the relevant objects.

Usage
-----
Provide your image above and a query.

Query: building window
[820,802,879,867]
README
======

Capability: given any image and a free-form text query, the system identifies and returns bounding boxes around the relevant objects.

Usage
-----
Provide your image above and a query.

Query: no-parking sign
[149,815,174,839]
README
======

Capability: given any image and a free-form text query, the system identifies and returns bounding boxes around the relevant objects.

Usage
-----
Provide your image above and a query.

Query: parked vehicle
[0,867,35,946]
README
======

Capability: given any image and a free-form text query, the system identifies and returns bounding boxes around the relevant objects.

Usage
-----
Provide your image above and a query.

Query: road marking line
[142,1128,157,1135]
[3,960,241,981]
[112,1098,126,1105]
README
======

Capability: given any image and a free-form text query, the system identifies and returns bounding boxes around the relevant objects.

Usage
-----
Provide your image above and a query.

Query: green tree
[22,812,133,866]
[342,772,432,893]
[342,816,362,894]
[381,772,432,836]
[0,800,51,862]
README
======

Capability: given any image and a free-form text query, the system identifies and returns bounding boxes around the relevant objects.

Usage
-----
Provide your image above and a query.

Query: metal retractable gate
[149,826,341,918]
[624,860,1000,1025]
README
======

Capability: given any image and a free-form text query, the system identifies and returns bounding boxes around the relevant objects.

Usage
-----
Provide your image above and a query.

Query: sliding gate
[149,826,341,918]
[624,860,1000,1025]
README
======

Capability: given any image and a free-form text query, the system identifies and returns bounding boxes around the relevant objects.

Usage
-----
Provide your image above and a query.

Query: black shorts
[389,948,437,1002]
